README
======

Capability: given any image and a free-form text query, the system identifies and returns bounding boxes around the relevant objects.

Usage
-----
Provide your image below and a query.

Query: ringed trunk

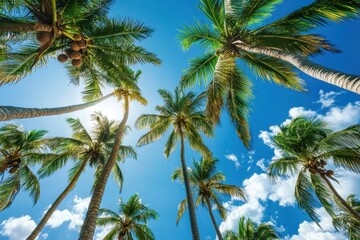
[179,128,201,240]
[0,93,114,121]
[205,198,223,240]
[0,23,52,33]
[79,96,130,240]
[234,42,360,94]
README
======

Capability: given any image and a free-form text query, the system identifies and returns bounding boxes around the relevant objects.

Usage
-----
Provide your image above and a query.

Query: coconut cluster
[8,158,21,174]
[57,34,88,67]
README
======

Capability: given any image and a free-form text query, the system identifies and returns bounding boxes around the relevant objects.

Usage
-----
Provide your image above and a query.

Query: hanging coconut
[70,42,80,51]
[325,170,334,176]
[11,159,21,166]
[73,34,82,41]
[57,54,68,63]
[320,160,327,166]
[9,166,17,174]
[36,32,51,43]
[72,59,82,67]
[68,51,81,60]
[65,48,72,57]
[308,168,317,174]
[77,40,87,49]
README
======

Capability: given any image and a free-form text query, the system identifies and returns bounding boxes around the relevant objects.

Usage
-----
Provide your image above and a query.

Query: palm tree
[180,0,360,146]
[268,117,360,223]
[224,216,279,240]
[79,69,147,240]
[136,88,213,240]
[0,0,160,85]
[172,158,245,240]
[333,194,360,240]
[0,123,52,210]
[26,112,136,240]
[96,194,158,240]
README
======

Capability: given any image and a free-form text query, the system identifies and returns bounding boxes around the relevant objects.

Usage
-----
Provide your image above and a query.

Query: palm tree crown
[96,194,158,240]
[268,117,360,223]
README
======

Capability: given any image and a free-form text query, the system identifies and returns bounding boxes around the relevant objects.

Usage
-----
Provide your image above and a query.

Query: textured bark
[79,96,129,240]
[0,22,52,32]
[179,128,201,240]
[320,174,360,222]
[0,93,114,121]
[234,42,360,94]
[26,159,88,240]
[206,198,223,240]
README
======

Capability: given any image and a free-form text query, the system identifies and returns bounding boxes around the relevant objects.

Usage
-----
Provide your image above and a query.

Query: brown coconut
[57,54,68,63]
[11,159,21,166]
[77,40,87,49]
[65,48,72,57]
[70,42,80,51]
[72,59,82,67]
[36,32,51,43]
[308,168,317,174]
[68,51,81,60]
[320,160,327,166]
[73,34,82,41]
[9,167,17,174]
[325,170,334,176]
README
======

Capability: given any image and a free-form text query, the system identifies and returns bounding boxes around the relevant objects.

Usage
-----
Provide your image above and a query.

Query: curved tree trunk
[205,198,223,240]
[320,174,360,222]
[0,23,53,32]
[26,159,88,240]
[234,42,360,94]
[0,93,114,121]
[79,96,129,240]
[179,128,201,240]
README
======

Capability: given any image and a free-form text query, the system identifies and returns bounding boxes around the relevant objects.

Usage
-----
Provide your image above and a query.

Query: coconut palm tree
[268,117,360,223]
[172,158,245,240]
[79,69,147,240]
[96,194,158,240]
[136,88,213,240]
[0,123,54,210]
[0,0,160,85]
[224,216,280,240]
[333,194,360,239]
[26,112,136,240]
[180,0,360,146]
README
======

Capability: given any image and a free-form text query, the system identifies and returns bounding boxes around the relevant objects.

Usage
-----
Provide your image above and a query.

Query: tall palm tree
[79,69,147,240]
[224,216,279,240]
[180,0,360,146]
[96,194,158,240]
[26,112,136,240]
[0,0,160,85]
[0,123,53,210]
[136,88,213,240]
[333,194,360,240]
[172,158,245,240]
[268,117,360,223]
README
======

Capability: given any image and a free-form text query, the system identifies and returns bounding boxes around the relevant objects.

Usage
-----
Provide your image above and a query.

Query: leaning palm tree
[96,194,158,240]
[333,194,360,240]
[172,158,245,240]
[224,216,279,240]
[26,112,136,240]
[0,123,53,210]
[180,0,360,146]
[268,117,360,223]
[79,69,147,240]
[0,0,160,85]
[136,88,213,240]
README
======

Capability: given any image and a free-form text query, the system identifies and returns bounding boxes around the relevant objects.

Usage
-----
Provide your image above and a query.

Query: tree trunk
[179,128,201,240]
[79,96,129,240]
[320,174,360,222]
[0,93,114,121]
[0,22,52,32]
[234,42,360,94]
[205,198,223,240]
[26,159,88,240]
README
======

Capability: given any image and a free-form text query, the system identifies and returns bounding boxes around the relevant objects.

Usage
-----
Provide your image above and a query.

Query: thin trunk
[0,22,52,32]
[0,93,114,121]
[179,127,201,240]
[320,174,360,222]
[79,96,129,240]
[205,197,223,240]
[26,159,88,240]
[234,42,360,94]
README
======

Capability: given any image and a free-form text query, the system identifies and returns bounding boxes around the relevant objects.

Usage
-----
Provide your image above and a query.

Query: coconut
[308,168,317,174]
[325,170,334,176]
[70,42,80,51]
[72,59,82,67]
[68,51,81,60]
[57,54,68,63]
[73,34,82,41]
[65,48,72,57]
[77,40,87,49]
[320,160,327,166]
[11,159,21,166]
[36,32,51,43]
[9,167,17,174]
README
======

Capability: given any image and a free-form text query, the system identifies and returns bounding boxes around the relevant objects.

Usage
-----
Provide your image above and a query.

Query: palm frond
[164,130,179,158]
[198,0,225,34]
[176,198,187,225]
[268,156,300,179]
[111,163,124,192]
[137,118,172,147]
[0,174,20,210]
[310,173,336,218]
[19,165,40,205]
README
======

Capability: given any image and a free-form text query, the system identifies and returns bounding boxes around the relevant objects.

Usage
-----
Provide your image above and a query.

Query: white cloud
[317,90,342,109]
[322,101,360,131]
[225,153,240,170]
[94,224,115,240]
[288,107,317,119]
[0,215,37,240]
[255,158,267,172]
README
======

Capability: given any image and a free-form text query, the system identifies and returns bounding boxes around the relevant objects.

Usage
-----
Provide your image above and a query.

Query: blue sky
[0,0,360,239]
